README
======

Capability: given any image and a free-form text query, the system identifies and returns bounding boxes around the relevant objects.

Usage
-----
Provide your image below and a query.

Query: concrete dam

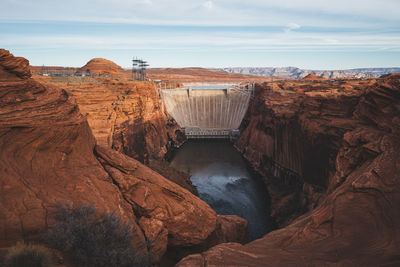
[160,84,253,138]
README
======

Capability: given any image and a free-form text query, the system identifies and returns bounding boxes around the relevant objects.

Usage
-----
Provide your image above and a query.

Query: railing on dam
[184,127,240,139]
[157,82,253,138]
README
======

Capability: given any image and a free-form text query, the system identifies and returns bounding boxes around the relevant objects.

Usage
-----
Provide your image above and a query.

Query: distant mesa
[302,73,327,80]
[221,67,400,79]
[79,58,123,76]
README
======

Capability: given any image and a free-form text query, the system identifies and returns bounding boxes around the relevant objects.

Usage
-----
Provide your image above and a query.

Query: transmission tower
[132,58,139,80]
[132,57,149,81]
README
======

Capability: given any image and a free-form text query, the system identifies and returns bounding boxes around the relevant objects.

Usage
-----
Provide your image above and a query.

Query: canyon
[0,49,247,265]
[178,74,400,266]
[1,49,400,267]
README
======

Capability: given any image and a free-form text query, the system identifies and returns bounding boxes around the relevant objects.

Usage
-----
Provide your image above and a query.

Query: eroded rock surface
[95,145,217,247]
[0,50,31,80]
[163,214,248,265]
[178,75,400,266]
[0,49,245,265]
[34,74,185,164]
[79,58,123,76]
[302,73,327,80]
[236,78,374,226]
[0,49,147,251]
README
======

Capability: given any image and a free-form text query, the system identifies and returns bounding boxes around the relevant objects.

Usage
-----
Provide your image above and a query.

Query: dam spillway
[160,84,252,138]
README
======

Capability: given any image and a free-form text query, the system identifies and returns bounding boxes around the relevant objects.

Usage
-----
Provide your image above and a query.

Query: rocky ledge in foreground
[178,75,400,266]
[0,49,247,265]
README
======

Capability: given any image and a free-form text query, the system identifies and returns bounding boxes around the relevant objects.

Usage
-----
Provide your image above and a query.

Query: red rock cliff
[178,75,400,266]
[34,74,185,164]
[236,79,373,226]
[0,49,246,265]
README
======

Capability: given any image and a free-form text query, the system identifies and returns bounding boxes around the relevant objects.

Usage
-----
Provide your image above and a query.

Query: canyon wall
[162,88,251,130]
[235,80,369,226]
[0,49,247,265]
[178,74,400,266]
[35,67,185,164]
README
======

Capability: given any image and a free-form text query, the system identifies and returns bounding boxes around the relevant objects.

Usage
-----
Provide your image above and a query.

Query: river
[169,140,272,241]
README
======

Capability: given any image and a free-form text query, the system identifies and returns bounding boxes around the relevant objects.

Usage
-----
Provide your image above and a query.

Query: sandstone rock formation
[79,58,123,76]
[33,74,185,164]
[94,145,216,248]
[236,79,375,226]
[0,50,31,80]
[33,60,192,194]
[0,49,247,265]
[33,69,192,194]
[178,74,400,266]
[302,73,327,80]
[162,214,248,265]
[0,49,147,251]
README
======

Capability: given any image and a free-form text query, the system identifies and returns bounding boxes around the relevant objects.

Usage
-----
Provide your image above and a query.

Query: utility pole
[139,60,149,81]
[132,57,140,80]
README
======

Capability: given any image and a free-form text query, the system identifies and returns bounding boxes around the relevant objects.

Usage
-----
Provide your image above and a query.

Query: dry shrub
[44,203,149,267]
[4,243,52,267]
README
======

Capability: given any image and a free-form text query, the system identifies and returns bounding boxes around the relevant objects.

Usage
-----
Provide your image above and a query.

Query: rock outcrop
[79,58,123,76]
[236,78,375,226]
[0,49,246,265]
[94,145,216,248]
[34,74,185,165]
[302,73,327,80]
[178,75,400,266]
[162,214,248,265]
[0,49,147,251]
[0,50,31,80]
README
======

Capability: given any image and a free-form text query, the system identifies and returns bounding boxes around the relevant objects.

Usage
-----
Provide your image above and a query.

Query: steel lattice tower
[132,57,149,81]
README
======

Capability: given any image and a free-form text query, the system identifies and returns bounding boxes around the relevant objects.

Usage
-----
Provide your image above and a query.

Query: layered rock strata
[236,78,375,226]
[34,73,193,193]
[178,75,400,266]
[34,75,185,164]
[0,49,247,265]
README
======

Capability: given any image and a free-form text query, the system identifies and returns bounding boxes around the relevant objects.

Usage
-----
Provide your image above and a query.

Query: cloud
[3,22,399,69]
[2,24,399,52]
[0,0,399,27]
[287,23,300,30]
[1,0,399,70]
[284,22,300,33]
[323,38,339,44]
[202,0,213,10]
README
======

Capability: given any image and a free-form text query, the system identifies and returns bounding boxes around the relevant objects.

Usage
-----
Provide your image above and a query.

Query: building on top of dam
[159,82,253,139]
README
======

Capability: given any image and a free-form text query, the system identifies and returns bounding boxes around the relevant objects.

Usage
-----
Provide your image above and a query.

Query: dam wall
[161,88,251,137]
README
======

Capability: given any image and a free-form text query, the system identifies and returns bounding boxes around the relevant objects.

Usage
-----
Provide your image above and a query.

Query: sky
[1,0,399,69]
